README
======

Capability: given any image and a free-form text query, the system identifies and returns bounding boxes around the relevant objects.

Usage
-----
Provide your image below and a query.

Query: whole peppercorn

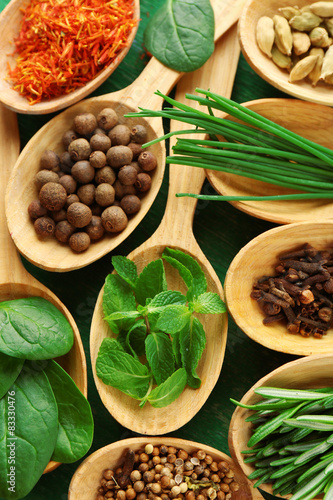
[39,182,67,211]
[59,151,74,174]
[59,174,77,194]
[130,124,148,144]
[101,206,128,233]
[55,220,75,243]
[71,160,95,184]
[35,169,59,189]
[90,133,111,152]
[127,142,144,160]
[28,200,47,219]
[62,129,78,149]
[77,184,96,205]
[67,202,92,228]
[68,138,92,161]
[107,145,133,169]
[95,166,117,185]
[95,183,115,207]
[90,150,107,169]
[135,173,152,192]
[138,151,157,172]
[108,124,131,145]
[73,112,97,135]
[40,150,60,170]
[34,216,56,237]
[118,165,137,185]
[97,108,118,131]
[69,232,91,252]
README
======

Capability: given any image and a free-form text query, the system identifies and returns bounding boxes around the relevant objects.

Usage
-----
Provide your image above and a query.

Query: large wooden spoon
[0,103,87,473]
[90,24,241,435]
[5,0,246,273]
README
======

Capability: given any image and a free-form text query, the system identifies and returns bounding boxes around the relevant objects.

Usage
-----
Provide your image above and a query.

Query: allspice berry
[67,202,92,228]
[135,173,152,192]
[68,138,91,161]
[95,166,116,185]
[39,182,67,211]
[77,184,95,205]
[130,124,148,144]
[138,151,157,172]
[59,151,74,174]
[65,193,80,207]
[28,200,47,219]
[120,194,141,214]
[73,112,97,135]
[59,174,77,194]
[97,108,118,131]
[90,133,111,152]
[35,169,59,189]
[107,145,133,168]
[71,160,95,184]
[89,150,106,169]
[55,220,75,243]
[40,150,60,170]
[62,129,78,149]
[108,124,131,145]
[69,232,91,252]
[114,180,136,200]
[34,216,56,237]
[85,216,105,240]
[101,206,128,232]
[118,165,137,185]
[52,209,67,222]
[127,142,144,159]
[95,183,115,207]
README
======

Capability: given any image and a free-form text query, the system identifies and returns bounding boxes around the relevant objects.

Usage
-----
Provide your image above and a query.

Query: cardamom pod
[309,1,333,17]
[308,47,325,85]
[271,45,292,70]
[278,6,301,20]
[256,16,275,58]
[289,54,319,81]
[309,26,332,47]
[320,45,333,83]
[273,15,293,55]
[289,11,322,31]
[292,31,311,55]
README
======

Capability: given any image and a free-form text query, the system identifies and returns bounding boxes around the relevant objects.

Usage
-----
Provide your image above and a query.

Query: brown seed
[101,206,128,232]
[90,150,107,169]
[68,138,92,161]
[95,166,117,185]
[39,182,67,211]
[73,112,97,135]
[28,200,47,219]
[127,142,145,159]
[59,174,77,194]
[138,151,157,172]
[126,488,136,500]
[62,129,78,149]
[55,220,75,243]
[130,124,147,144]
[107,145,133,168]
[71,160,95,184]
[77,184,96,205]
[109,124,131,145]
[95,183,115,207]
[90,133,112,152]
[35,169,59,189]
[59,151,74,174]
[97,108,118,131]
[34,216,56,237]
[66,193,80,208]
[118,165,138,185]
[67,202,92,228]
[52,209,67,222]
[135,173,151,192]
[69,232,91,252]
[40,150,60,170]
[85,216,105,241]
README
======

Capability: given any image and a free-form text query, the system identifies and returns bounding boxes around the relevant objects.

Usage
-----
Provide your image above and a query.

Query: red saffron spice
[8,0,137,104]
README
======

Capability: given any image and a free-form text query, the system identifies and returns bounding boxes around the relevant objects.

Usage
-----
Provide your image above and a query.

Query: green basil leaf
[180,317,206,388]
[145,332,175,385]
[144,0,215,72]
[193,292,226,314]
[96,338,150,399]
[112,255,138,289]
[103,274,137,334]
[0,297,74,360]
[156,305,192,334]
[0,353,24,400]
[0,360,58,499]
[43,360,94,464]
[135,259,167,306]
[147,368,187,408]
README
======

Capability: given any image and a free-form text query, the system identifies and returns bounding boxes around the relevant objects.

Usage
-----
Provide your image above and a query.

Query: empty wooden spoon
[5,0,246,273]
[0,0,140,114]
[89,24,241,435]
[0,102,87,473]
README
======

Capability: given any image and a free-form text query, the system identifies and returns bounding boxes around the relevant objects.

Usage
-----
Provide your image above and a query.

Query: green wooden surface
[0,1,301,498]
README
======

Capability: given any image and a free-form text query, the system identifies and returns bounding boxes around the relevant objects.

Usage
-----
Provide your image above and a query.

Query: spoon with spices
[0,103,87,473]
[5,0,246,273]
[89,23,241,435]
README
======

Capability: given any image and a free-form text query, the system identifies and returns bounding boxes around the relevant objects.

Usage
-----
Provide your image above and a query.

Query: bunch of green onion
[231,387,333,500]
[129,89,333,202]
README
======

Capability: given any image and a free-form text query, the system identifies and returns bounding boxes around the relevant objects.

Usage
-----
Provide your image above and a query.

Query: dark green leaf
[179,317,206,388]
[0,353,24,399]
[105,310,141,322]
[147,291,187,331]
[144,0,215,72]
[0,360,58,499]
[172,331,182,368]
[145,332,175,385]
[147,368,187,408]
[135,259,167,306]
[103,274,137,334]
[156,305,192,334]
[193,292,226,314]
[258,486,286,500]
[112,255,138,289]
[162,255,193,289]
[96,338,150,399]
[0,297,74,360]
[124,320,147,357]
[43,360,94,464]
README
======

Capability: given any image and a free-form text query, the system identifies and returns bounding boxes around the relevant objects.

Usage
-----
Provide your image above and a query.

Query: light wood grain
[0,102,87,473]
[89,25,240,435]
[239,0,333,105]
[224,220,333,356]
[228,353,333,499]
[206,98,333,224]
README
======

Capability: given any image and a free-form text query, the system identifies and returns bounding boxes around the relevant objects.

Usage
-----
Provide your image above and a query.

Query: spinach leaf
[0,297,73,360]
[145,332,175,385]
[135,259,167,306]
[180,317,206,388]
[144,0,215,73]
[112,255,138,289]
[0,353,24,399]
[193,292,226,314]
[43,360,94,464]
[96,338,151,399]
[103,274,137,334]
[0,360,58,500]
[147,368,187,408]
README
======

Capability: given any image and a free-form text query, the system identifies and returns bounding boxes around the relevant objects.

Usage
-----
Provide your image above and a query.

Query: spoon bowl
[0,0,139,114]
[238,0,333,106]
[206,98,333,224]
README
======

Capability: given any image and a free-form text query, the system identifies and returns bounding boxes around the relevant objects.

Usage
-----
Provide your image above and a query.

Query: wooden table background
[0,0,301,498]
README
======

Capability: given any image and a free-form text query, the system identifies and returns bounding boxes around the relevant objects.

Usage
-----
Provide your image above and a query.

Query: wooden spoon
[5,0,246,273]
[0,0,140,115]
[89,24,241,435]
[0,102,87,473]
[68,436,253,500]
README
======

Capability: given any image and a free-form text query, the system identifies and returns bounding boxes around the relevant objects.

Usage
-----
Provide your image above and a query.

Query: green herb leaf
[144,0,215,73]
[0,353,24,399]
[172,331,182,368]
[103,274,137,334]
[104,310,141,322]
[0,360,58,499]
[193,292,226,314]
[156,304,192,334]
[96,338,150,399]
[0,297,74,360]
[145,331,175,385]
[146,291,187,330]
[125,320,147,358]
[112,255,138,289]
[179,317,206,388]
[135,259,167,306]
[147,368,187,408]
[44,360,94,464]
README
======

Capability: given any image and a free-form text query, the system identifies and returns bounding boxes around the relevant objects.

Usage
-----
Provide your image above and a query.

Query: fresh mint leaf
[172,331,182,368]
[135,259,167,306]
[193,292,226,314]
[180,317,206,389]
[156,305,192,334]
[145,332,175,385]
[0,297,74,360]
[104,310,141,322]
[162,255,193,289]
[103,274,137,334]
[144,0,215,73]
[147,368,187,408]
[112,255,138,289]
[126,320,147,358]
[0,352,24,399]
[96,338,150,399]
[146,291,187,331]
